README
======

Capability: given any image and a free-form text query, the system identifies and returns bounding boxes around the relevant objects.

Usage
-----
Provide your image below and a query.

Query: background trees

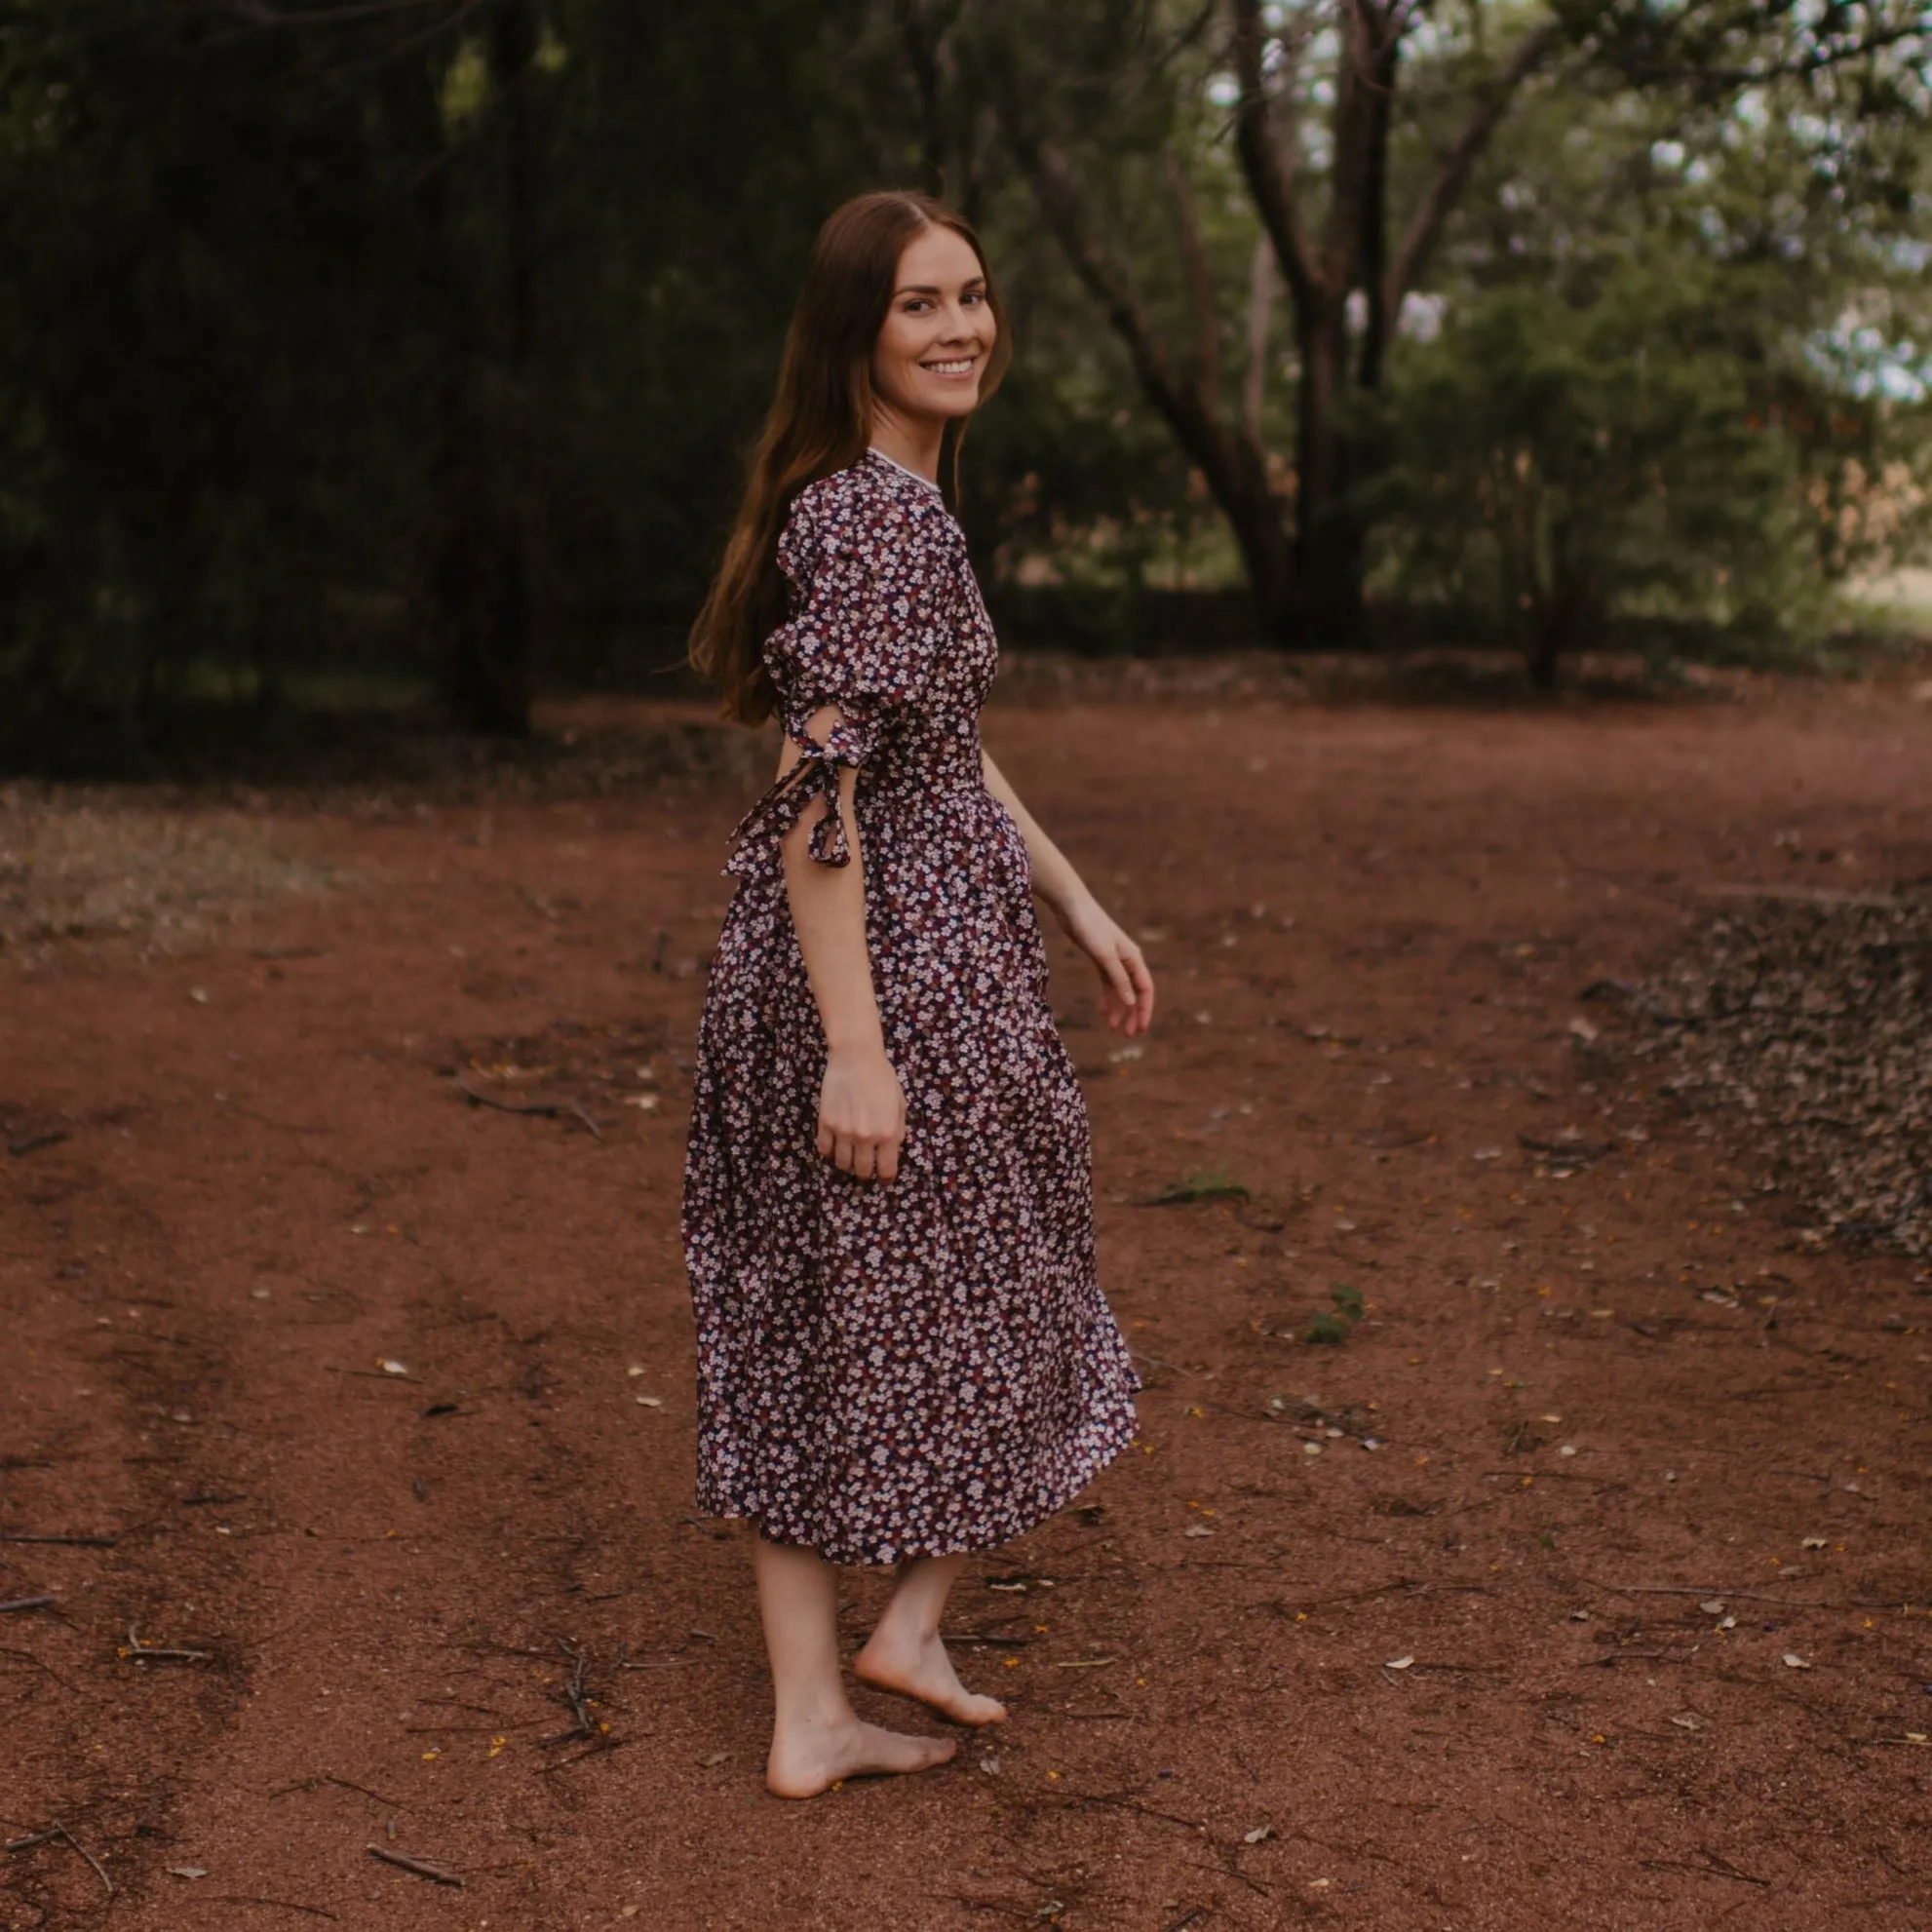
[0,0,1926,758]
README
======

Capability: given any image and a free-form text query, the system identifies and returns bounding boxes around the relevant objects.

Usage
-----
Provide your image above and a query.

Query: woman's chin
[910,384,983,420]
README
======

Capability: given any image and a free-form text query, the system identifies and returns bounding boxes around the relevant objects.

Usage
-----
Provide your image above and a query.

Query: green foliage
[1373,259,1821,669]
[1302,1282,1364,1346]
[0,0,1928,753]
[1365,42,1932,676]
[1145,1165,1249,1205]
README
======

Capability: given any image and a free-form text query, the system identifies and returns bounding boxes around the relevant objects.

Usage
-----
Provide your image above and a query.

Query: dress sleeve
[725,480,951,876]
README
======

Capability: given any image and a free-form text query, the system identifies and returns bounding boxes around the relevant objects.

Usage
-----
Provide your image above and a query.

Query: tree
[979,0,1562,642]
[954,0,1931,648]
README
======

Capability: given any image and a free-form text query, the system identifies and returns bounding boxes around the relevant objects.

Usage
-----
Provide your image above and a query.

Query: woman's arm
[781,707,906,1182]
[982,748,1155,1038]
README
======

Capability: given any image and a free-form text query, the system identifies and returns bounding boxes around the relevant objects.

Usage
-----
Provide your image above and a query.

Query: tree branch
[1579,0,1931,90]
[1004,130,1198,438]
[1165,151,1221,419]
[1230,0,1322,313]
[1385,17,1561,316]
[210,0,478,25]
[1607,21,1930,86]
[1242,235,1273,446]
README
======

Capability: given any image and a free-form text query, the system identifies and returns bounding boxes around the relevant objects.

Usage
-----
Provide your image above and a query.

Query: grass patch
[1141,1164,1249,1206]
[1302,1282,1366,1345]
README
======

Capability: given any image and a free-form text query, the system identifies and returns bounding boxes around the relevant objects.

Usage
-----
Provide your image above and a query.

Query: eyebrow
[894,277,987,296]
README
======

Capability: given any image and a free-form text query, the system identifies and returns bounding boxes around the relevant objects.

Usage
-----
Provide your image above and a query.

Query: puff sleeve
[725,474,953,877]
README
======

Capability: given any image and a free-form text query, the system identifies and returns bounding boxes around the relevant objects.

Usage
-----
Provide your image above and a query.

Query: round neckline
[865,446,943,493]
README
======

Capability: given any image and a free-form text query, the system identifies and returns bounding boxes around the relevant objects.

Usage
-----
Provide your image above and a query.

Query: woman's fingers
[1125,947,1155,1032]
[1098,947,1136,1021]
[819,1117,903,1181]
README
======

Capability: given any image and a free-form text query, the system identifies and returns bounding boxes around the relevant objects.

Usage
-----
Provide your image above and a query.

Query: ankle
[773,1690,855,1734]
[863,1614,938,1654]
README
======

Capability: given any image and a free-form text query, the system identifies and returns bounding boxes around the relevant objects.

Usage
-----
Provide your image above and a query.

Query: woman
[684,190,1153,1798]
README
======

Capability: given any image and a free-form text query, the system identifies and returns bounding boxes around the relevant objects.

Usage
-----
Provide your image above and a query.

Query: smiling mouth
[921,358,979,376]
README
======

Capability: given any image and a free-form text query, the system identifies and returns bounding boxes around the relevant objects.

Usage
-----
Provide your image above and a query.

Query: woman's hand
[1056,894,1155,1037]
[817,1041,908,1181]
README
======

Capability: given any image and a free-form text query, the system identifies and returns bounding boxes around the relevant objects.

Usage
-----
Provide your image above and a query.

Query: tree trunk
[439,0,540,738]
[1293,297,1366,641]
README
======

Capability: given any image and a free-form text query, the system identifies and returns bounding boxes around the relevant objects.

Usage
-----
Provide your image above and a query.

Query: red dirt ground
[3,676,1930,1932]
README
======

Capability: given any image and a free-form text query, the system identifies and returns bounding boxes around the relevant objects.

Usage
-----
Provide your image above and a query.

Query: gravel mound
[1628,889,1932,1256]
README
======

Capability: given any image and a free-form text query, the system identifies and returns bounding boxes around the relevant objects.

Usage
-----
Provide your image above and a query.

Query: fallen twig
[268,1774,405,1808]
[0,1595,55,1613]
[0,1531,115,1547]
[124,1622,213,1664]
[1588,1581,1861,1608]
[3,1823,113,1896]
[453,1075,601,1142]
[365,1844,462,1887]
[540,1635,604,1747]
[1060,1789,1208,1833]
[1639,1850,1768,1886]
[0,1643,72,1687]
[538,1734,631,1775]
[5,1130,68,1157]
[207,1898,339,1921]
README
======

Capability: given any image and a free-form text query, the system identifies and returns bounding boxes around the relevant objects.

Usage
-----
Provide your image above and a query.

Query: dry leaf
[1385,1655,1415,1671]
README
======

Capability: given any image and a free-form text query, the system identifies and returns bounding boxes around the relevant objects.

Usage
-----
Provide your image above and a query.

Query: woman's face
[870,224,996,427]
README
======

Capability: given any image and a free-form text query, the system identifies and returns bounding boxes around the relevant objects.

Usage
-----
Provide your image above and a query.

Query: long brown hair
[688,190,1011,724]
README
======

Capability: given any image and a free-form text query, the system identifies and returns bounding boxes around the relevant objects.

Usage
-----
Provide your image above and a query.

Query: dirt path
[3,684,1929,1931]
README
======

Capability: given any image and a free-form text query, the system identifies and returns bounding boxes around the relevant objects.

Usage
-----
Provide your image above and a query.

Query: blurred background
[0,0,1926,767]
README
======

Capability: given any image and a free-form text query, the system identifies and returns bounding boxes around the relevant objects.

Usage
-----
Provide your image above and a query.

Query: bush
[1371,254,1834,684]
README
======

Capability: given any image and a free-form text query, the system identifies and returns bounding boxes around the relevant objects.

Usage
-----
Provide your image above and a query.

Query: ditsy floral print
[681,449,1140,1565]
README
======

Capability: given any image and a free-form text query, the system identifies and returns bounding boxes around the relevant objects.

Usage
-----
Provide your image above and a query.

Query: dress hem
[692,1398,1140,1568]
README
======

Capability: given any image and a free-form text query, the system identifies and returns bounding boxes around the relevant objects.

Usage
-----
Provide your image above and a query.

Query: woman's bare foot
[853,1627,1009,1726]
[765,1714,956,1798]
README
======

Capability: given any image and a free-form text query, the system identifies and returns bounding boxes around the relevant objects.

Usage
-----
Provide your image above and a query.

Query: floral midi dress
[681,448,1140,1565]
